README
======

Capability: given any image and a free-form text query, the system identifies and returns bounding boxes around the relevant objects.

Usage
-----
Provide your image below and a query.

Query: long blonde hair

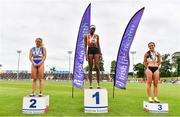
[35,38,44,47]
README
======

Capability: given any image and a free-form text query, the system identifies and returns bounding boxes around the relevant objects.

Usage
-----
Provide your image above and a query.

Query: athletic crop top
[87,34,97,46]
[146,51,158,62]
[32,47,44,58]
[32,47,44,64]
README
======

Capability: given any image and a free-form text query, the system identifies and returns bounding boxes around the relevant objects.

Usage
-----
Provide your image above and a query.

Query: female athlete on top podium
[144,42,161,103]
[84,25,102,89]
[29,38,46,97]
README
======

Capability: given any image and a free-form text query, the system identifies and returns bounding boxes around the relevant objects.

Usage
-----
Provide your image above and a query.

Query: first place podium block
[143,101,168,113]
[84,89,108,113]
[22,95,49,114]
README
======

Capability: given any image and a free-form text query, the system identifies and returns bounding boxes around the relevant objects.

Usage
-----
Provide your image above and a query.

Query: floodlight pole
[68,51,72,81]
[17,50,22,79]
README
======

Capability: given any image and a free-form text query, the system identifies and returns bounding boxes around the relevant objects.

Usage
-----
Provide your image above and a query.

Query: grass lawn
[0,80,180,116]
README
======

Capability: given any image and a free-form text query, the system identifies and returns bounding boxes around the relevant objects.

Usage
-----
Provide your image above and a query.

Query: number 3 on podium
[158,104,162,110]
[92,92,100,104]
[29,99,37,108]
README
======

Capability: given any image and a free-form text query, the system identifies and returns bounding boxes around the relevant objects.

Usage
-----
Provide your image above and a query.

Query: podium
[143,101,168,113]
[22,95,49,114]
[84,89,108,113]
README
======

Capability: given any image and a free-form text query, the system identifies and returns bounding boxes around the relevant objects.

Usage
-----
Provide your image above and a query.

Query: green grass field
[0,80,180,116]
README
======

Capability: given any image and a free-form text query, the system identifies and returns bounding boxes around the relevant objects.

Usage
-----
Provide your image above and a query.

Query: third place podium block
[84,88,108,113]
[22,95,49,114]
[143,101,168,113]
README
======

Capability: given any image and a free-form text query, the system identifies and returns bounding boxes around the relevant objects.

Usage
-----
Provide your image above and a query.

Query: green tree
[134,63,145,78]
[172,52,180,76]
[159,54,173,77]
[99,59,105,71]
[128,72,133,77]
[110,60,116,79]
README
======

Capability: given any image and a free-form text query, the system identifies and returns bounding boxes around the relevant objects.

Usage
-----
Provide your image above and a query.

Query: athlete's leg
[31,65,38,96]
[88,54,93,88]
[145,68,153,102]
[153,70,160,102]
[38,64,44,96]
[94,54,100,87]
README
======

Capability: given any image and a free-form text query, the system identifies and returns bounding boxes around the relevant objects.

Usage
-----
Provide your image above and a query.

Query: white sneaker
[38,92,43,97]
[97,86,101,89]
[154,97,160,103]
[29,92,35,97]
[148,97,154,103]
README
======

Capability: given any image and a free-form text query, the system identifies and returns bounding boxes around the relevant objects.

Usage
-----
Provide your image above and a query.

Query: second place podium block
[22,95,49,114]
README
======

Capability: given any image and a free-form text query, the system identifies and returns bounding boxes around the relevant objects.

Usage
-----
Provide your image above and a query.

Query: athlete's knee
[147,80,152,84]
[40,75,44,79]
[89,67,93,72]
[88,64,93,71]
[95,64,99,70]
[39,78,44,82]
[32,78,37,82]
[154,83,158,88]
[147,82,152,87]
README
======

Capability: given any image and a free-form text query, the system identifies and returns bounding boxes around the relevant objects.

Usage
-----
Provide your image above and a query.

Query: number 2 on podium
[29,99,37,108]
[92,92,100,104]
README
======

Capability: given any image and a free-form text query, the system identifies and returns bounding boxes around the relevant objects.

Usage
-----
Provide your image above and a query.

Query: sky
[0,0,180,73]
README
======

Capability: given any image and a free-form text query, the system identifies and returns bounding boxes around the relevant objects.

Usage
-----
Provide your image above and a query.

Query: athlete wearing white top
[146,50,160,73]
[144,42,161,103]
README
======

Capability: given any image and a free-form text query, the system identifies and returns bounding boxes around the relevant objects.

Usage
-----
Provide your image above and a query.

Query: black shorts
[88,47,100,55]
[148,66,158,73]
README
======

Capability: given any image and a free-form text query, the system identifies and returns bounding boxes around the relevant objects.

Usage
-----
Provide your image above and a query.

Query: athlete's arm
[42,47,47,62]
[84,35,88,61]
[143,53,148,67]
[37,47,46,66]
[84,35,87,54]
[157,52,161,66]
[29,49,36,66]
[97,35,102,55]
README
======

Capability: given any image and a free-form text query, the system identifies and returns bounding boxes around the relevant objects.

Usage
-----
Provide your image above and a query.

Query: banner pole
[113,83,115,98]
[72,85,74,98]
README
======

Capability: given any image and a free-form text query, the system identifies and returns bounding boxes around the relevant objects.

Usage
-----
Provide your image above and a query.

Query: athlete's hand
[37,61,43,67]
[33,63,38,67]
[99,54,103,61]
[32,61,37,67]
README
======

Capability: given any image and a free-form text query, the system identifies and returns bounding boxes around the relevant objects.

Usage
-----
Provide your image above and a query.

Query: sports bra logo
[90,37,97,43]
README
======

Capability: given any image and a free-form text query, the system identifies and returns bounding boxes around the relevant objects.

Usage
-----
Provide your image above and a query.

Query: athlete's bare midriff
[147,61,159,67]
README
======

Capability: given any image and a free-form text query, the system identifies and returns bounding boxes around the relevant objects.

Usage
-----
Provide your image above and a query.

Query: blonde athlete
[29,38,46,97]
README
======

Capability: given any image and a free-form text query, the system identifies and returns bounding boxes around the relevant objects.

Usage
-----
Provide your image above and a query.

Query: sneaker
[29,92,35,97]
[38,92,43,97]
[154,97,160,103]
[89,86,93,89]
[97,86,101,89]
[148,97,154,103]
